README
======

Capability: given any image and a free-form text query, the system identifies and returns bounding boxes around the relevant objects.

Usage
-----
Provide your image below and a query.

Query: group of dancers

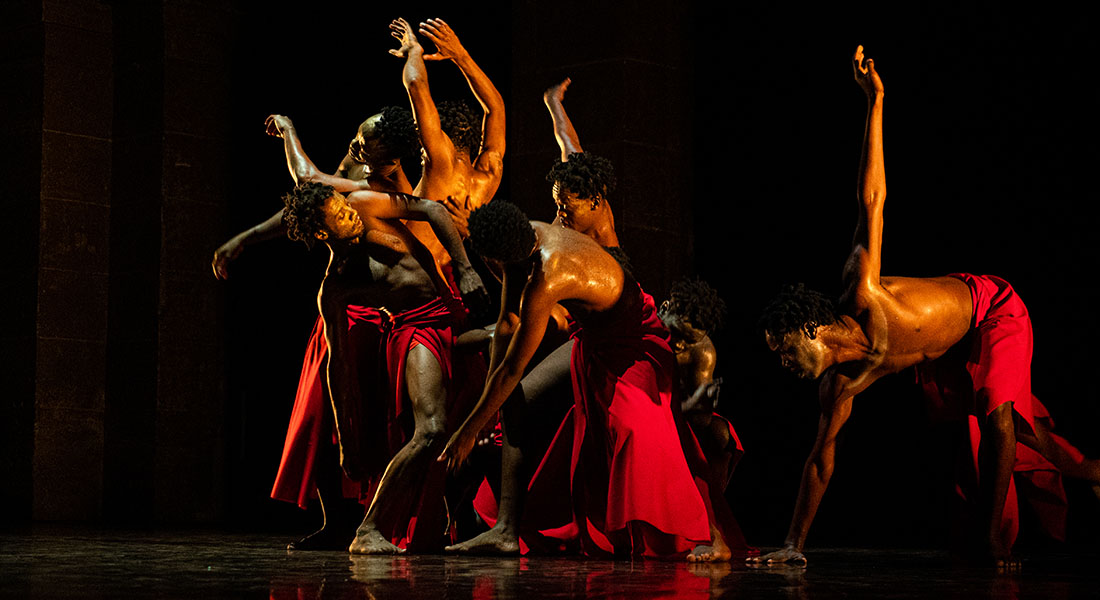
[213,19,1100,566]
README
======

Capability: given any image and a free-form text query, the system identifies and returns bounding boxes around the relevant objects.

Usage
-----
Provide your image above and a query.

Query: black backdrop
[217,1,1100,549]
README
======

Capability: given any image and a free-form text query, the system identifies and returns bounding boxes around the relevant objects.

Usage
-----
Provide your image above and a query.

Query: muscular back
[408,148,503,267]
[830,268,974,400]
[531,222,624,319]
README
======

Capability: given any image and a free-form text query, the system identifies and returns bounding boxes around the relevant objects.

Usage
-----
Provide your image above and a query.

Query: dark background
[3,0,1097,551]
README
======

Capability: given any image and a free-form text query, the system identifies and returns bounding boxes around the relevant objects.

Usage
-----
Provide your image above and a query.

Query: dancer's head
[283,182,365,248]
[349,106,418,166]
[468,201,537,265]
[759,283,839,379]
[546,152,616,234]
[660,277,726,346]
[438,100,482,157]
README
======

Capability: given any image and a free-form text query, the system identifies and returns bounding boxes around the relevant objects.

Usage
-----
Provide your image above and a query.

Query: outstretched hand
[853,45,884,96]
[388,18,422,59]
[265,114,294,138]
[543,77,571,104]
[419,18,468,62]
[441,195,472,239]
[438,426,478,472]
[211,235,245,280]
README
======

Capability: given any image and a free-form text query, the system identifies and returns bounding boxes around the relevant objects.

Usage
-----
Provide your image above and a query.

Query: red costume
[511,281,742,557]
[368,294,485,550]
[270,287,485,551]
[270,307,383,509]
[917,273,1072,545]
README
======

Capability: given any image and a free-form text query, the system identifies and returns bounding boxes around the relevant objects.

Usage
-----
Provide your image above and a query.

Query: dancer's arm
[265,114,368,192]
[440,269,556,470]
[390,18,454,181]
[849,45,886,288]
[348,190,488,309]
[421,18,506,178]
[751,375,857,565]
[544,78,582,160]
[211,209,286,279]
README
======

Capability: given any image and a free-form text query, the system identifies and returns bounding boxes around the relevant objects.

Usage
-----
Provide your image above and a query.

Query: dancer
[659,277,744,490]
[440,202,733,560]
[389,17,506,243]
[281,182,488,554]
[753,46,1100,567]
[213,111,420,550]
[542,78,621,251]
[443,79,621,556]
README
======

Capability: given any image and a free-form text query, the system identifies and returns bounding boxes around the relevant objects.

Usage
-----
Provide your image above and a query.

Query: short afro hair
[438,100,482,157]
[759,283,839,340]
[546,152,617,200]
[375,105,420,162]
[282,182,335,248]
[666,277,727,334]
[468,201,536,264]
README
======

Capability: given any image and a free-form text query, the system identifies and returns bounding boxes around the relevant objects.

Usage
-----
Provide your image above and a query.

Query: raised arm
[439,267,556,470]
[543,78,583,160]
[848,45,886,286]
[750,376,857,565]
[265,114,367,193]
[390,18,454,177]
[347,190,488,309]
[420,18,506,175]
[211,209,287,279]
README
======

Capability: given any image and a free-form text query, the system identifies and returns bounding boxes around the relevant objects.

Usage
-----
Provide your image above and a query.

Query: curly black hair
[468,201,536,264]
[282,182,335,248]
[375,105,420,162]
[437,100,482,157]
[758,283,839,340]
[666,277,727,334]
[546,152,617,200]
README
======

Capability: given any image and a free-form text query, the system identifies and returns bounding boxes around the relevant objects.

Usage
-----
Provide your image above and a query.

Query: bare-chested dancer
[442,79,622,556]
[438,202,734,561]
[212,111,421,550]
[389,17,505,254]
[751,46,1100,568]
[659,277,743,490]
[280,182,488,554]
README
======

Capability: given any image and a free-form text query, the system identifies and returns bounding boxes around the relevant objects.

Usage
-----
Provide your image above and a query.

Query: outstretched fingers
[420,17,454,41]
[853,44,867,76]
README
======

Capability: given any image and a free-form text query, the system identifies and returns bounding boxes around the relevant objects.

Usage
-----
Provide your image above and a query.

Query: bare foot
[688,543,732,562]
[687,525,732,562]
[445,526,520,555]
[287,525,354,551]
[349,527,405,555]
[993,555,1022,572]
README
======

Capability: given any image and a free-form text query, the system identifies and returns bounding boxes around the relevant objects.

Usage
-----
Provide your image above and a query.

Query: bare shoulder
[819,365,875,412]
[475,148,505,176]
[689,336,717,366]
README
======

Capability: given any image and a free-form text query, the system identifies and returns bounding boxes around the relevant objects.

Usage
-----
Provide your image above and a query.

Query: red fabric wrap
[366,294,486,550]
[270,306,383,509]
[916,273,1067,545]
[521,283,714,557]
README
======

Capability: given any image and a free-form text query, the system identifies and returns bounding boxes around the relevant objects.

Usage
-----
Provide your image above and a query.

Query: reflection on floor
[2,528,1097,599]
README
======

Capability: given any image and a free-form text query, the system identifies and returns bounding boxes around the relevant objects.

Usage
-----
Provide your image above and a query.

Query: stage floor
[2,528,1097,599]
